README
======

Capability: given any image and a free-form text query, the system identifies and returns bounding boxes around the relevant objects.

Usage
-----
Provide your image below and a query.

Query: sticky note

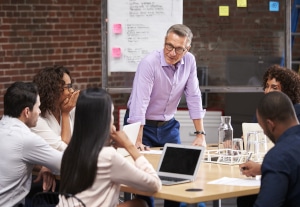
[269,1,279,12]
[237,0,247,7]
[113,24,122,34]
[112,47,121,58]
[219,6,229,16]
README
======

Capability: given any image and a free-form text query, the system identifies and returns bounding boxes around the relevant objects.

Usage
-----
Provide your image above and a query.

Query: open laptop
[117,122,141,157]
[157,143,205,186]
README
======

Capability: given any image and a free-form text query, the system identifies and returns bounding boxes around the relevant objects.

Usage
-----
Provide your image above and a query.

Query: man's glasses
[164,43,187,54]
[63,83,73,92]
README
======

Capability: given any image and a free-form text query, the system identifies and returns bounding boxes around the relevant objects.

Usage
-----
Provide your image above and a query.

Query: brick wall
[0,0,102,115]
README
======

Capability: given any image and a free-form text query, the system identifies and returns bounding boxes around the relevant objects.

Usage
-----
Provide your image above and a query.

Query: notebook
[117,122,141,157]
[157,143,205,186]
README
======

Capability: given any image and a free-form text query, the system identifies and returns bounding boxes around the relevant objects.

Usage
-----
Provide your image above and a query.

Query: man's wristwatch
[194,130,206,136]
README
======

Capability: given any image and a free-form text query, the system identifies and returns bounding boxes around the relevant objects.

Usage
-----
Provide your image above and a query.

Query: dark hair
[59,88,112,194]
[166,24,193,46]
[33,65,71,117]
[4,82,38,118]
[257,91,296,122]
[262,64,300,104]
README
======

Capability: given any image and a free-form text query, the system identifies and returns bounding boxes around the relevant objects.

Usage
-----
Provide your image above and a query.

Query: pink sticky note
[112,47,121,58]
[113,24,122,34]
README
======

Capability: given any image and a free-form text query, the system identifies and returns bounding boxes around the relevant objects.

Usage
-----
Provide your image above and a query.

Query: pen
[246,152,252,162]
[241,153,253,171]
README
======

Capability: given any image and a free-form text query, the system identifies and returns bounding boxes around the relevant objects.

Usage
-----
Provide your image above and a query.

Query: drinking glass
[246,131,267,162]
[232,138,243,151]
[257,133,268,161]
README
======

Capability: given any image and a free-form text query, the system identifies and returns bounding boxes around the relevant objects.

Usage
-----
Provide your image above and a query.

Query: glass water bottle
[218,116,233,155]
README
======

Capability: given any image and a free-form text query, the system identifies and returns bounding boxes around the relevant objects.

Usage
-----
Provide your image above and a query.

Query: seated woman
[59,88,162,207]
[31,65,80,151]
[26,66,80,204]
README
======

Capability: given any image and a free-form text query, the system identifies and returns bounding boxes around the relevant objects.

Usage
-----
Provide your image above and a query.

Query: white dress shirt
[0,116,62,207]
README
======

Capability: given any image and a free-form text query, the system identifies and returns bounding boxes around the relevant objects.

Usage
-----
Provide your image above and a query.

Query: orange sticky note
[112,47,121,58]
[113,24,122,34]
[219,6,229,16]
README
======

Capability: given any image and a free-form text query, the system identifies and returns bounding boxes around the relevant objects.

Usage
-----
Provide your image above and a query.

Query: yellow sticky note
[237,0,247,7]
[219,6,229,16]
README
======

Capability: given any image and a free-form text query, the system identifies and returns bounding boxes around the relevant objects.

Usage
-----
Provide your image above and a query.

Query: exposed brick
[2,5,17,11]
[5,69,20,75]
[26,62,41,68]
[0,76,12,83]
[0,64,11,70]
[2,44,16,50]
[2,17,17,24]
[0,25,11,30]
[0,38,9,43]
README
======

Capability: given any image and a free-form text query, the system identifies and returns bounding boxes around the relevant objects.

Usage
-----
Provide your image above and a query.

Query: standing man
[125,24,206,207]
[253,91,300,206]
[0,82,62,207]
[126,24,206,149]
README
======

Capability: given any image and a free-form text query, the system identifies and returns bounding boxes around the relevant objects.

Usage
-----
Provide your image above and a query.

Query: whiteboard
[107,0,183,72]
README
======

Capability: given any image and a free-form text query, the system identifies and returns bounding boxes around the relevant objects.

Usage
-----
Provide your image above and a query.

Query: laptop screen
[159,146,202,175]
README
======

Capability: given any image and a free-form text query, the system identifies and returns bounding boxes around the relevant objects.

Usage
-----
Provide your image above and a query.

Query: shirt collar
[1,115,31,132]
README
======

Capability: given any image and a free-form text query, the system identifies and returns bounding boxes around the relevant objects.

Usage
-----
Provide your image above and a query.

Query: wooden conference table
[121,150,260,207]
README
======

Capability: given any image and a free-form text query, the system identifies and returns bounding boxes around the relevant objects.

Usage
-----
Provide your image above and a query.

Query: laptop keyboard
[159,176,187,182]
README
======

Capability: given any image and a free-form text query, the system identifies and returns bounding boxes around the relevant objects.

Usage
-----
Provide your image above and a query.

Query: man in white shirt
[0,82,62,207]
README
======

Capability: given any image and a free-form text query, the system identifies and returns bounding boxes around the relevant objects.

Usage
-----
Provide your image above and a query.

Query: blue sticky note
[269,1,279,12]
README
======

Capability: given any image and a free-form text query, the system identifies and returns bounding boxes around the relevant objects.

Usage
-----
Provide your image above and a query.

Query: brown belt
[145,119,170,127]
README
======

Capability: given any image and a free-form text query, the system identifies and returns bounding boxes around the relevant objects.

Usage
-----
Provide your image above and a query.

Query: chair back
[32,192,86,207]
[242,122,274,151]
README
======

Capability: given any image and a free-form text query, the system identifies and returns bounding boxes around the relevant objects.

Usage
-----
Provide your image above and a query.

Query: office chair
[32,191,86,207]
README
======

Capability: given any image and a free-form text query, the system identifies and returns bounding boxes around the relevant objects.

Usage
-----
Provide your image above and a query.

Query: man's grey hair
[166,24,193,46]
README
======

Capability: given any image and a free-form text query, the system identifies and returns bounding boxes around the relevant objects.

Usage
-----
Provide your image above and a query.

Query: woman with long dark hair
[59,88,161,207]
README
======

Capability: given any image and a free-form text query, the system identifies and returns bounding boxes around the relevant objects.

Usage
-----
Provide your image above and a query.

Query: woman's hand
[110,129,142,161]
[110,130,132,149]
[60,90,80,113]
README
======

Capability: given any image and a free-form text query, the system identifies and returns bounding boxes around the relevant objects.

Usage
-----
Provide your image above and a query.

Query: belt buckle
[157,121,167,127]
[157,121,164,127]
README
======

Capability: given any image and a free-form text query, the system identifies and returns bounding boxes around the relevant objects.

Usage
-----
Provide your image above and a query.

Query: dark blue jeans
[124,109,181,207]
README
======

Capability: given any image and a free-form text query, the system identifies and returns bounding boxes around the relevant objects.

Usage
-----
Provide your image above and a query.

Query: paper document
[208,177,260,187]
